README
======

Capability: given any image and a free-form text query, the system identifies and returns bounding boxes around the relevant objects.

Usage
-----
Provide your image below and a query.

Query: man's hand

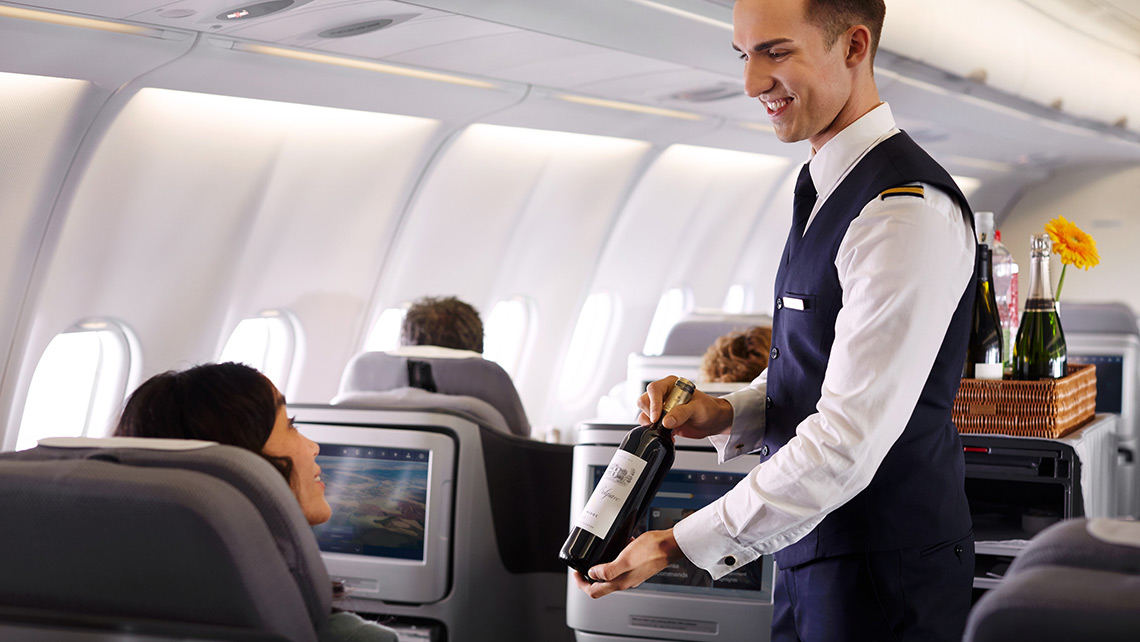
[573,529,685,599]
[637,376,734,440]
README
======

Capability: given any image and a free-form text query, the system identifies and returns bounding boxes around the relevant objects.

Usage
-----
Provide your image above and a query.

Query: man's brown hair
[400,296,484,353]
[806,0,886,61]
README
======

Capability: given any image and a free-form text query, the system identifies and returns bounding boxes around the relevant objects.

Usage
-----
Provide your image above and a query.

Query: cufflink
[723,556,736,566]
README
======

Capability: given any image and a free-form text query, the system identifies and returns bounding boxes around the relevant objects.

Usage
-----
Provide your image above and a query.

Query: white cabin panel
[215,103,441,403]
[368,123,652,426]
[0,72,107,450]
[1001,164,1140,312]
[565,144,792,427]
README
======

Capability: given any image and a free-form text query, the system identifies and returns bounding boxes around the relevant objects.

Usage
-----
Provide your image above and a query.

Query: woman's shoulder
[317,611,399,642]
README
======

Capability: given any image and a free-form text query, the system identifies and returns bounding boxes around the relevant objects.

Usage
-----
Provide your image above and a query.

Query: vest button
[760,445,770,457]
[770,347,779,360]
[776,297,783,310]
[766,396,773,409]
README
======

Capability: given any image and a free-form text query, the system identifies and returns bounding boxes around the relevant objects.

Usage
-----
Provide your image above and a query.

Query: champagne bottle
[560,377,695,580]
[965,244,1004,379]
[1013,234,1067,380]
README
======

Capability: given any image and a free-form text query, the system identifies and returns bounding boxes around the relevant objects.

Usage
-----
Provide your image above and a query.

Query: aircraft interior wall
[4,3,1140,451]
[1002,164,1140,314]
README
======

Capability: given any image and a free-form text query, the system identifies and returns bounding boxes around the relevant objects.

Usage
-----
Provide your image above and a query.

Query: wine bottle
[1013,234,1067,379]
[992,229,1019,374]
[965,244,1004,379]
[560,377,695,581]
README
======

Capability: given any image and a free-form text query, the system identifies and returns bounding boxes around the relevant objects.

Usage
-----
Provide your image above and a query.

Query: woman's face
[262,400,332,525]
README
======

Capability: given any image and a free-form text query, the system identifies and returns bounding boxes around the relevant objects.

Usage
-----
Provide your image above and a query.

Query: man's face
[733,0,854,150]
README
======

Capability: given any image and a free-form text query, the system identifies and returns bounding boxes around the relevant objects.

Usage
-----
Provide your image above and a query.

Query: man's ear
[844,24,872,68]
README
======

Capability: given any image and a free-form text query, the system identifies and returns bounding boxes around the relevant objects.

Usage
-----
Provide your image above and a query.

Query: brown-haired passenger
[115,362,395,642]
[698,326,773,383]
[399,295,483,354]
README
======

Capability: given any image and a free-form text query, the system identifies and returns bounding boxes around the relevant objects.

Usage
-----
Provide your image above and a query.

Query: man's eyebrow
[732,37,795,53]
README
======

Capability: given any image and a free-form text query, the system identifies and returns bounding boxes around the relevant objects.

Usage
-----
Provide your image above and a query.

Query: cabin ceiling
[9,0,1140,172]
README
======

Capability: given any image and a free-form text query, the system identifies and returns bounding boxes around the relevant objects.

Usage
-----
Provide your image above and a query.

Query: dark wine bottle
[560,377,695,581]
[964,244,1004,379]
[1013,233,1067,379]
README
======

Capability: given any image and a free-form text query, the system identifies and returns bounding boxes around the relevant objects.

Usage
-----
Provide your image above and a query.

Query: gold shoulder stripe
[880,186,924,200]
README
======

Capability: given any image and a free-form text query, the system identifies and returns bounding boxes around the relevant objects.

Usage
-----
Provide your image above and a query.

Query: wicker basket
[953,363,1097,439]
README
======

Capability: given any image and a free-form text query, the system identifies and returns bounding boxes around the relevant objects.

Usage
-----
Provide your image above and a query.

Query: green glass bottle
[1013,233,1067,379]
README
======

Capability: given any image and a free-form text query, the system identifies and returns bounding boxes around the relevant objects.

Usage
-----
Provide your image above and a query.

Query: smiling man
[575,1,978,640]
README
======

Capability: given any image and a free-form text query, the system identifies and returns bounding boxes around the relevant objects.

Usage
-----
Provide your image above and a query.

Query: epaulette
[879,184,924,200]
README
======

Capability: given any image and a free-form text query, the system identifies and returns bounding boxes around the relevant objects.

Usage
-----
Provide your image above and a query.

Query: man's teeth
[766,98,791,110]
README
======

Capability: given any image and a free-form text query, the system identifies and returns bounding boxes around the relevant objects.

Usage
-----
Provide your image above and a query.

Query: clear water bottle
[992,229,1019,373]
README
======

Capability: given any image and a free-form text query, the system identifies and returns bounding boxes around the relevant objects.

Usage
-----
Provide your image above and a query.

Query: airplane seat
[1062,301,1140,518]
[0,437,331,642]
[333,386,511,435]
[964,517,1140,642]
[1061,301,1140,335]
[290,403,576,641]
[338,351,531,437]
[660,313,772,357]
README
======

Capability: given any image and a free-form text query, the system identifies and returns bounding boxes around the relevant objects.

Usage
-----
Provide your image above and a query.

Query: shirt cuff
[673,497,762,580]
[716,388,766,464]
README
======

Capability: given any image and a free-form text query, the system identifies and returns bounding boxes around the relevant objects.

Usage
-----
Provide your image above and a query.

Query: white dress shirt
[672,103,975,579]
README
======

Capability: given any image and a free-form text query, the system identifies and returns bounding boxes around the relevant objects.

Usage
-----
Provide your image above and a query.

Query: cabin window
[559,292,618,402]
[220,309,302,395]
[16,320,139,450]
[723,284,752,314]
[484,296,534,378]
[363,306,409,353]
[642,287,693,356]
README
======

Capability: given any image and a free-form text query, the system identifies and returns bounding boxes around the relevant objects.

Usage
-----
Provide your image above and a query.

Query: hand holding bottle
[573,528,685,599]
[637,376,734,440]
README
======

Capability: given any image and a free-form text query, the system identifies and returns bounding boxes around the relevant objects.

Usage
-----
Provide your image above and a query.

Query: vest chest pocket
[777,292,815,312]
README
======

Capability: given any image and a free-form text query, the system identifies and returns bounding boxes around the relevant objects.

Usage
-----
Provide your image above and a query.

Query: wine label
[575,450,647,539]
[974,362,1004,380]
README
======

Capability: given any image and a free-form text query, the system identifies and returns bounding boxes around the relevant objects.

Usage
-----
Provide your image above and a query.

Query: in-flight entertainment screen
[314,444,430,561]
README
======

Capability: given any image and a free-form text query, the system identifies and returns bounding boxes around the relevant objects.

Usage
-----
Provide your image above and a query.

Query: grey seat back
[339,351,530,437]
[965,518,1140,642]
[1060,301,1140,335]
[660,313,772,356]
[0,439,330,642]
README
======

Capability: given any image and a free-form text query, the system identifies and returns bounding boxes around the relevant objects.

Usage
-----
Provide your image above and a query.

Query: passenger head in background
[400,296,484,353]
[698,326,773,383]
[114,362,332,525]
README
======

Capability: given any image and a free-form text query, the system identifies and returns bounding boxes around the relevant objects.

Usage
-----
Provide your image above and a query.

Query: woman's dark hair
[114,362,293,482]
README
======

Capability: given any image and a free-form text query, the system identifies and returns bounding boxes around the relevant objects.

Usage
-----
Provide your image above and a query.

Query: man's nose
[744,62,774,98]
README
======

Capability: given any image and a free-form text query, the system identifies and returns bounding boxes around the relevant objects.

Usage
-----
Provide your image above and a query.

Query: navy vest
[766,132,974,569]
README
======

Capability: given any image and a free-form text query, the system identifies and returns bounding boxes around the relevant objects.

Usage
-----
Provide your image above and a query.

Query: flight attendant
[576,1,976,640]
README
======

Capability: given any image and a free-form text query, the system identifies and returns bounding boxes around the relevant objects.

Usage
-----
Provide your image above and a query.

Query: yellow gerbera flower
[1046,216,1099,270]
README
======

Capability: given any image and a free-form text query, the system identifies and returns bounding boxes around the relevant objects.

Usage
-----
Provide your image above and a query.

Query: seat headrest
[332,387,510,433]
[1,442,330,637]
[339,351,531,437]
[660,314,773,356]
[1060,302,1140,336]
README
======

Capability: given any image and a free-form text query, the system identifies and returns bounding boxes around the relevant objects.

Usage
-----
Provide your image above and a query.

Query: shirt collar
[808,102,898,203]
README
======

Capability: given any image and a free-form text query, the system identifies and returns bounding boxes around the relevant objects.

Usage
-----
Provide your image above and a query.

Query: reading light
[625,0,732,31]
[555,94,704,121]
[0,5,155,36]
[229,42,497,89]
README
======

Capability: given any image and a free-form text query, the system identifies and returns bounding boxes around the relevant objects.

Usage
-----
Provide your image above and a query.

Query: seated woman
[698,325,773,383]
[114,362,396,642]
